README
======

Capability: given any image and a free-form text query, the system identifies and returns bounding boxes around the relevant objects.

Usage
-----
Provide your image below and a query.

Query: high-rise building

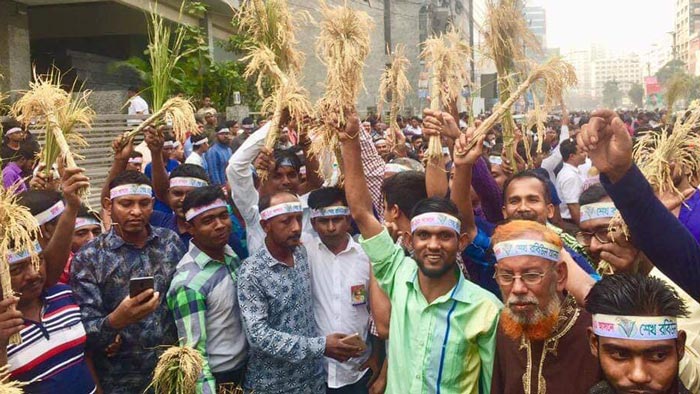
[674,0,700,71]
[641,35,674,77]
[592,54,642,104]
[523,5,546,57]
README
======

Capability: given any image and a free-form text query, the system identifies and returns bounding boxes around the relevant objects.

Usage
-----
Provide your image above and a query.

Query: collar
[190,242,236,269]
[313,233,361,255]
[262,244,303,268]
[105,225,159,250]
[405,265,472,304]
[562,162,579,170]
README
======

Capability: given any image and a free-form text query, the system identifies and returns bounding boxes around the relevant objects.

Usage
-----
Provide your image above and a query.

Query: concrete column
[0,0,31,100]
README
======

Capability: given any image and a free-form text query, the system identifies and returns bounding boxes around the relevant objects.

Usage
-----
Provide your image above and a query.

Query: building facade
[523,5,546,57]
[592,54,642,104]
[674,0,700,72]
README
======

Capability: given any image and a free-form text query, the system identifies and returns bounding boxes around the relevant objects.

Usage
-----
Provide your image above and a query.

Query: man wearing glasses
[489,219,602,394]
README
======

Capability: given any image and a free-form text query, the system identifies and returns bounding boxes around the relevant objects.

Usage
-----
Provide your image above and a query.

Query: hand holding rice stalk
[310,0,373,181]
[148,344,204,394]
[121,4,198,146]
[11,68,93,184]
[0,185,40,345]
[420,27,470,163]
[378,44,411,151]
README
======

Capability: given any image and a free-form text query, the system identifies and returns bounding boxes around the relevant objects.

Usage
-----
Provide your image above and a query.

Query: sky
[500,0,675,54]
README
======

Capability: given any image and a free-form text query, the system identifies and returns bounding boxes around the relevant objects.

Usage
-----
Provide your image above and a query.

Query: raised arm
[145,128,169,203]
[339,110,383,239]
[101,136,133,206]
[297,120,323,195]
[450,128,484,241]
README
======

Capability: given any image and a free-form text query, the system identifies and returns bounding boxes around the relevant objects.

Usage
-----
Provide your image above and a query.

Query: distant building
[641,35,674,77]
[674,0,700,72]
[523,5,546,58]
[592,54,642,104]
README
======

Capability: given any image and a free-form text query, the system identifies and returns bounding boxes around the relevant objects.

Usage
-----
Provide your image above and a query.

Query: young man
[586,274,691,394]
[237,192,362,394]
[340,109,502,394]
[185,134,209,170]
[70,171,185,393]
[206,125,232,187]
[304,187,378,393]
[168,186,247,393]
[126,87,149,127]
[144,132,179,214]
[196,96,217,118]
[59,204,103,284]
[126,151,144,172]
[2,141,38,193]
[556,138,587,224]
[403,116,422,137]
[489,220,601,394]
[0,119,26,165]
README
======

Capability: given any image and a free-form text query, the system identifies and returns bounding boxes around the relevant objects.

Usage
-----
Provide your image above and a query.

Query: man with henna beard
[490,220,601,394]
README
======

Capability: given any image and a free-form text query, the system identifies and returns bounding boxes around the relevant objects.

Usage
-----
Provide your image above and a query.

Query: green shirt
[360,228,502,394]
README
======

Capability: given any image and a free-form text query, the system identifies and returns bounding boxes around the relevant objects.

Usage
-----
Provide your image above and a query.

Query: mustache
[507,294,539,307]
[511,211,538,221]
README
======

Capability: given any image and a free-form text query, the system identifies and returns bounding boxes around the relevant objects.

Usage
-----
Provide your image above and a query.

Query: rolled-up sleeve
[359,228,406,297]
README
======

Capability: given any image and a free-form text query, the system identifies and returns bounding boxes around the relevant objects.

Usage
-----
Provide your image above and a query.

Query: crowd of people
[0,91,698,394]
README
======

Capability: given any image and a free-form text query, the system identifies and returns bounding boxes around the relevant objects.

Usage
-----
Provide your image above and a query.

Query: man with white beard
[489,219,602,394]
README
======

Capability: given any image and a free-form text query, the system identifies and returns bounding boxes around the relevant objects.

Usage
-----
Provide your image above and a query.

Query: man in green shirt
[339,109,502,394]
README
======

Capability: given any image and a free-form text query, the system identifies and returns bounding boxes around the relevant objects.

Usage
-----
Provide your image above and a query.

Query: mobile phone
[129,276,154,298]
[340,333,367,352]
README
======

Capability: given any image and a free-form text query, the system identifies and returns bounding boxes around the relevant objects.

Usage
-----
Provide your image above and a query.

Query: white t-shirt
[185,151,205,167]
[556,162,584,220]
[127,95,149,126]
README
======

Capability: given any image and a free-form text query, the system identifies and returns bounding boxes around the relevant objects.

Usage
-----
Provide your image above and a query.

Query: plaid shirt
[167,242,248,394]
[359,126,385,220]
[70,226,185,394]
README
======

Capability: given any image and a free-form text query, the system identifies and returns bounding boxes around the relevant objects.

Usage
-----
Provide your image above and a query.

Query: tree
[628,82,644,108]
[655,59,686,86]
[602,80,622,108]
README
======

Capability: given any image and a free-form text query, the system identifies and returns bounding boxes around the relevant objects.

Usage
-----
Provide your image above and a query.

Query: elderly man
[488,219,601,394]
[586,274,691,394]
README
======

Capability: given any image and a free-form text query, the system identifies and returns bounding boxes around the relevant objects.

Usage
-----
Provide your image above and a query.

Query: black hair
[560,139,578,162]
[273,149,302,171]
[169,163,210,183]
[191,134,208,145]
[77,203,101,221]
[516,140,552,160]
[109,170,151,190]
[225,120,238,128]
[18,190,63,226]
[14,141,40,161]
[410,197,459,219]
[382,171,427,217]
[579,184,608,205]
[308,187,347,209]
[258,191,297,213]
[502,170,552,204]
[182,186,227,221]
[127,86,139,93]
[163,132,175,143]
[129,151,143,159]
[585,273,688,318]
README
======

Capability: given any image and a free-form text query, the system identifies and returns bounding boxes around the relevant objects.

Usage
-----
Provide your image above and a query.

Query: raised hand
[254,147,275,174]
[453,127,485,167]
[57,155,90,209]
[577,110,632,183]
[144,126,164,153]
[423,109,461,140]
[112,135,134,162]
[0,298,23,345]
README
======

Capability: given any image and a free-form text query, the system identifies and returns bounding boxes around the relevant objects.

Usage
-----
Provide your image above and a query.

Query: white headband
[5,127,22,136]
[75,216,101,230]
[410,212,461,234]
[260,202,303,221]
[185,199,228,221]
[489,156,503,166]
[193,138,208,146]
[310,206,350,218]
[128,157,143,164]
[580,202,618,223]
[385,163,410,174]
[163,141,176,149]
[374,138,387,145]
[110,184,153,200]
[493,240,561,262]
[35,201,65,226]
[169,177,208,189]
[217,128,230,135]
[8,241,42,265]
[592,314,678,340]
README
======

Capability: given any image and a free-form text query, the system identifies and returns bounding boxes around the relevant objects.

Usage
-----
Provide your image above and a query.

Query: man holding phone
[167,186,248,393]
[70,171,186,394]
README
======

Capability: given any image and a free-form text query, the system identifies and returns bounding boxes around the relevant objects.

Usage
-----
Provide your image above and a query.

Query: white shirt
[185,151,205,167]
[556,162,584,220]
[303,232,371,388]
[403,124,422,136]
[127,95,149,126]
[225,122,313,251]
[541,125,569,182]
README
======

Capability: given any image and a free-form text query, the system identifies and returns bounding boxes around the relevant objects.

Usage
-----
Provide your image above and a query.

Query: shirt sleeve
[464,227,493,265]
[69,249,121,351]
[168,286,216,394]
[358,125,386,220]
[471,157,504,223]
[359,228,407,297]
[602,164,700,301]
[237,263,326,363]
[477,304,500,394]
[207,148,226,186]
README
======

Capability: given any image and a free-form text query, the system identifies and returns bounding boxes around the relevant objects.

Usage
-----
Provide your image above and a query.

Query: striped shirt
[167,242,248,394]
[7,284,96,394]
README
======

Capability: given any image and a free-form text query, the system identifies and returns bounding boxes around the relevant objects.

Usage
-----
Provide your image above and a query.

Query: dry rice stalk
[11,68,92,176]
[664,73,691,116]
[420,27,471,162]
[0,185,40,345]
[0,364,26,393]
[122,96,198,143]
[378,44,411,149]
[310,1,373,181]
[217,383,245,394]
[148,344,204,394]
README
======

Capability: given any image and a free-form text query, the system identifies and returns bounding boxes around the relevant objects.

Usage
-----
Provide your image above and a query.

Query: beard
[416,258,455,279]
[500,286,562,341]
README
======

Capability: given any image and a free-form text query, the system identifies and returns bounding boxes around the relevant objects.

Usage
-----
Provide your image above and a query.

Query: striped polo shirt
[7,284,96,394]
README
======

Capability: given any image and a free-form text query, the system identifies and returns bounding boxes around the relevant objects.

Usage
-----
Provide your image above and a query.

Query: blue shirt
[205,142,232,186]
[237,245,326,394]
[69,226,186,393]
[144,159,180,214]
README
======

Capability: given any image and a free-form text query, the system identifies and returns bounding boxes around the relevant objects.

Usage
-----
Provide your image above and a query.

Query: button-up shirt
[303,232,371,388]
[360,228,502,394]
[556,162,584,220]
[167,242,248,394]
[237,245,326,394]
[70,226,185,394]
[2,161,27,193]
[206,142,232,186]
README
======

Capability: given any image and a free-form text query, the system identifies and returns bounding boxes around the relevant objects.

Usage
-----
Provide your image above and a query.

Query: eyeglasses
[576,229,614,246]
[493,268,551,286]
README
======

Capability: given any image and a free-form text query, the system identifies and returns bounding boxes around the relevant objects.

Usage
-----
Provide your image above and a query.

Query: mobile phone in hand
[340,333,367,352]
[129,276,154,298]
